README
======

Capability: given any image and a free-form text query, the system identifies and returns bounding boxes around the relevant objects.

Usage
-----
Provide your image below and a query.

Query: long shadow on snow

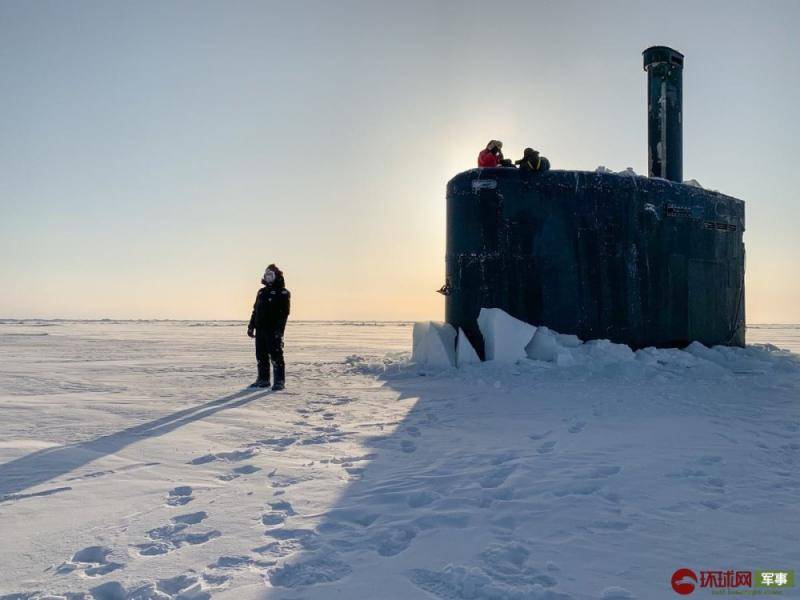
[0,388,270,499]
[260,368,574,600]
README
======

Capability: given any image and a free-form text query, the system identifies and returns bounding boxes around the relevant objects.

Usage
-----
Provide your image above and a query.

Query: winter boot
[249,361,271,388]
[271,362,285,391]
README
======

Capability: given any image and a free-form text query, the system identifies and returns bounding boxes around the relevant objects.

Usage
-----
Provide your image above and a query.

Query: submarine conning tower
[643,46,684,182]
[444,47,746,358]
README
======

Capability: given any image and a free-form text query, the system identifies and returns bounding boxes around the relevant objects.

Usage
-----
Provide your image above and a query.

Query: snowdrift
[409,308,798,378]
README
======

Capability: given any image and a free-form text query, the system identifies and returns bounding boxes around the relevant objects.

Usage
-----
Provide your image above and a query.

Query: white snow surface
[0,320,799,600]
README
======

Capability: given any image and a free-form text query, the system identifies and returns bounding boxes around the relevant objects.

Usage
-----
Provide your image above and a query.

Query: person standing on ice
[247,264,290,390]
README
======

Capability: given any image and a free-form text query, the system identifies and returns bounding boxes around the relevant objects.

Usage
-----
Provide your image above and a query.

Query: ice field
[0,320,798,599]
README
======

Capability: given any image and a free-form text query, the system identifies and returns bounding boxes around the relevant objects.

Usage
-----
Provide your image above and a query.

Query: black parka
[248,272,290,333]
[515,153,550,173]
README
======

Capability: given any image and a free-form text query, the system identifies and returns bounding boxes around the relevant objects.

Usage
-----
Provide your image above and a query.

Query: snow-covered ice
[616,167,638,177]
[592,167,710,192]
[594,166,640,177]
[0,320,799,599]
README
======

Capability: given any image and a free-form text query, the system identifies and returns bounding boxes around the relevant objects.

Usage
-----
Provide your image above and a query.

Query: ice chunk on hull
[412,321,456,368]
[456,328,480,367]
[477,308,536,363]
[526,326,575,365]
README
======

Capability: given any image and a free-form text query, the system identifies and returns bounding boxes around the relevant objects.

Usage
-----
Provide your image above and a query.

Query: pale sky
[1,0,798,322]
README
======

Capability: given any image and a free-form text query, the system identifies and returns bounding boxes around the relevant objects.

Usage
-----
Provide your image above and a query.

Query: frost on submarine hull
[444,47,745,358]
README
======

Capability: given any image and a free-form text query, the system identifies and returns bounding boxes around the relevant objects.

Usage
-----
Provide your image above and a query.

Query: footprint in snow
[490,451,519,465]
[331,453,378,466]
[56,545,124,577]
[401,440,417,453]
[113,573,217,599]
[406,426,422,438]
[407,490,438,508]
[253,435,298,451]
[89,580,131,600]
[203,572,233,587]
[407,559,562,600]
[528,430,553,441]
[329,397,353,406]
[268,553,353,588]
[135,511,220,556]
[537,441,557,455]
[480,465,516,489]
[331,453,377,479]
[252,538,307,559]
[703,477,726,493]
[166,485,194,506]
[324,507,380,527]
[207,554,274,571]
[172,511,208,525]
[155,574,209,598]
[368,525,417,557]
[189,448,258,465]
[344,466,366,479]
[262,500,296,527]
[300,430,349,445]
[568,421,587,433]
[479,541,559,587]
[218,464,262,481]
[269,472,313,488]
[260,527,321,557]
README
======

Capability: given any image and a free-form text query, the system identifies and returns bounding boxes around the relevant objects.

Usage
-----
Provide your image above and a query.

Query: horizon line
[0,318,797,328]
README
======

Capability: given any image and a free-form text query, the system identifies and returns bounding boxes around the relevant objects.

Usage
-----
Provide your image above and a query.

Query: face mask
[264,270,276,284]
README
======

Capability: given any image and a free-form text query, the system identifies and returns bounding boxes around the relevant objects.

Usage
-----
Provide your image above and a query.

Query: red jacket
[478,148,499,167]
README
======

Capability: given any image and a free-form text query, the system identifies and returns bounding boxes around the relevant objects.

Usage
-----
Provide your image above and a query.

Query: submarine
[444,47,746,358]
